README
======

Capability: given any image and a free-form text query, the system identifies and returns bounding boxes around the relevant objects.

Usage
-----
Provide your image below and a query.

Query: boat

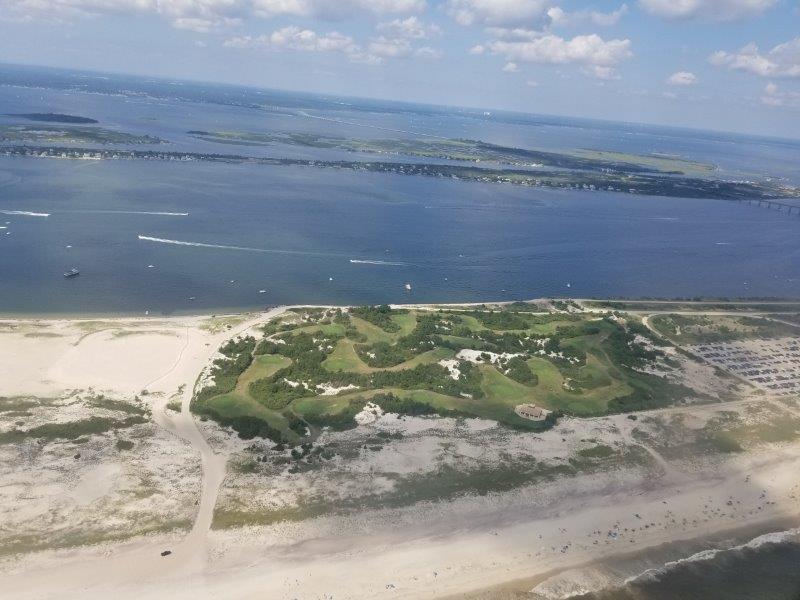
[404,283,412,291]
[64,268,79,278]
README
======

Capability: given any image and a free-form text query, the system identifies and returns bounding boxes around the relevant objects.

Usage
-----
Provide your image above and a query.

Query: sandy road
[3,307,288,597]
[144,306,289,567]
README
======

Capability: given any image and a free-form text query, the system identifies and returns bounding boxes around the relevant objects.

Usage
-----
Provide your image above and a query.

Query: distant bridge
[738,198,800,216]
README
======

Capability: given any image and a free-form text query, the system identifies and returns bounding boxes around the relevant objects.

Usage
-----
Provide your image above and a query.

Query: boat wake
[78,210,189,216]
[349,259,409,266]
[0,210,50,217]
[138,234,343,258]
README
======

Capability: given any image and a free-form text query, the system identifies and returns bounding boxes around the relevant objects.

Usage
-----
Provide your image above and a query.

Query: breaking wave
[0,210,50,217]
[547,528,800,600]
[624,528,800,586]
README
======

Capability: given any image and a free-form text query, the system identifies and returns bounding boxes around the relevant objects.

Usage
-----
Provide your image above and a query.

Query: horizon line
[2,60,799,145]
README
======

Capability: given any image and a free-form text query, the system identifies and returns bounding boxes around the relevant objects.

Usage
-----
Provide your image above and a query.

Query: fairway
[193,305,694,441]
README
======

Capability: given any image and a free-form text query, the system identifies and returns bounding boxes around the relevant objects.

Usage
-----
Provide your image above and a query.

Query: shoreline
[448,515,800,599]
[1,296,799,321]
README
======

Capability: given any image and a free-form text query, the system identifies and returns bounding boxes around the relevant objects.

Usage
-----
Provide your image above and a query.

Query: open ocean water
[561,530,800,600]
[1,64,799,315]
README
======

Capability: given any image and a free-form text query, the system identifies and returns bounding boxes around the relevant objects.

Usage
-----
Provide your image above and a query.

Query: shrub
[504,357,539,385]
[115,439,135,451]
[350,305,405,332]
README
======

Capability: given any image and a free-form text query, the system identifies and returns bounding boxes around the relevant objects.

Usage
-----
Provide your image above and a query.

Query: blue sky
[1,0,799,137]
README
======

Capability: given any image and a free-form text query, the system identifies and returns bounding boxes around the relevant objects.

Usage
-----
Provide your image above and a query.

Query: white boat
[404,283,412,291]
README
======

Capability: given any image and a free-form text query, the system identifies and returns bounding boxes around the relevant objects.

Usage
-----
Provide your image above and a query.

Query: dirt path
[149,307,287,567]
[3,307,288,596]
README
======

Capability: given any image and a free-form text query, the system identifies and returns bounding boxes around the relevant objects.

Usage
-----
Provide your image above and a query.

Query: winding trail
[152,307,288,568]
[3,307,288,597]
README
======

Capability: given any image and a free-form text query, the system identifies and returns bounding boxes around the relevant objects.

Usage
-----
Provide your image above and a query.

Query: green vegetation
[0,124,162,145]
[650,314,800,344]
[88,395,148,416]
[188,130,712,176]
[577,444,616,459]
[0,519,191,558]
[115,439,135,451]
[349,305,408,333]
[573,149,714,175]
[213,444,652,528]
[193,306,693,443]
[0,416,147,444]
[583,300,800,313]
[504,356,538,385]
[8,113,98,124]
[0,397,41,414]
[12,143,797,201]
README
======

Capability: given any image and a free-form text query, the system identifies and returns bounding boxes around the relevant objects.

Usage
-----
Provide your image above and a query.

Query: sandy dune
[0,308,798,600]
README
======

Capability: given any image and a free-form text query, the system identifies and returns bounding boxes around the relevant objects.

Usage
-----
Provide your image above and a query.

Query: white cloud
[638,0,776,21]
[710,38,800,78]
[272,26,357,52]
[415,46,443,59]
[667,71,698,85]
[3,0,426,31]
[502,61,519,72]
[368,36,413,58]
[547,4,628,27]
[469,44,486,55]
[2,0,240,30]
[483,33,632,80]
[484,27,540,41]
[581,65,620,80]
[488,34,632,71]
[761,82,800,107]
[367,17,442,61]
[446,0,550,26]
[377,16,440,39]
[226,23,440,64]
[225,26,370,60]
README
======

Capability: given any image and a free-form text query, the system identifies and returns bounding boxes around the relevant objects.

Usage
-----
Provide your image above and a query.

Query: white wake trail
[138,235,342,258]
[0,210,50,217]
[77,210,189,216]
[349,259,408,266]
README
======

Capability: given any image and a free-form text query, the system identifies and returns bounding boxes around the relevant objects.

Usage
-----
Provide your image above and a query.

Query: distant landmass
[7,112,98,124]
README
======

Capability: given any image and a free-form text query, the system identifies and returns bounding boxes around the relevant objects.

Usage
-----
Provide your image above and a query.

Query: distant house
[514,403,552,421]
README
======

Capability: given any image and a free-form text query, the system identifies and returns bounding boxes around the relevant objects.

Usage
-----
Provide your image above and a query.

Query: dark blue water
[1,66,799,314]
[565,538,800,600]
